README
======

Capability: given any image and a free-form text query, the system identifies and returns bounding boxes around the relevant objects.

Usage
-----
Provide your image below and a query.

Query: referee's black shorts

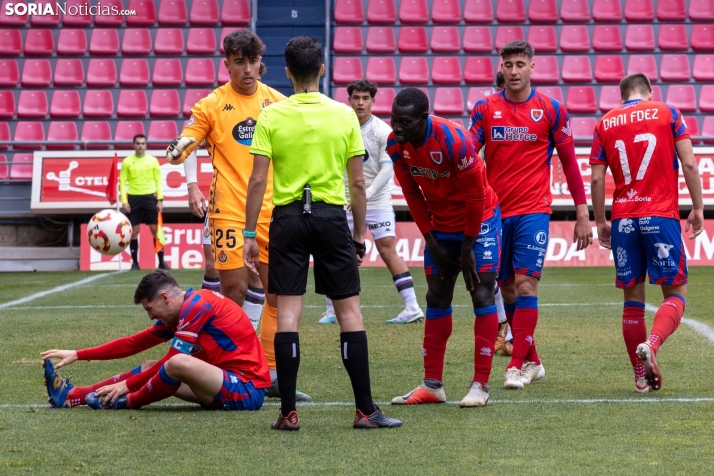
[126,194,158,226]
[268,202,360,300]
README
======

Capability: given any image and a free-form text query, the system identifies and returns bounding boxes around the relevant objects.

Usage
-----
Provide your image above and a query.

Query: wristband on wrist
[242,229,257,238]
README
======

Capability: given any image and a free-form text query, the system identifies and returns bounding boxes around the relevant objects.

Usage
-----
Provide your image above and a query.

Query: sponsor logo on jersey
[654,243,674,259]
[403,150,410,158]
[262,98,273,108]
[480,222,490,235]
[617,247,627,268]
[561,120,572,137]
[618,218,635,234]
[490,126,536,142]
[222,104,235,111]
[368,221,391,231]
[457,155,475,171]
[483,250,492,260]
[218,250,228,263]
[535,231,547,245]
[430,151,443,164]
[530,109,543,122]
[627,189,637,200]
[187,114,196,127]
[638,218,659,234]
[479,347,492,356]
[493,110,502,119]
[614,190,652,204]
[410,166,450,180]
[232,117,256,146]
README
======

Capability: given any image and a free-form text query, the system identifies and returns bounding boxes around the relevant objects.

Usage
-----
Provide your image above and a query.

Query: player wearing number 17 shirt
[589,73,704,393]
[469,41,592,390]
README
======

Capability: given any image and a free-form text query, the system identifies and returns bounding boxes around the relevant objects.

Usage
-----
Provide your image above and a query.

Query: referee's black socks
[130,239,138,264]
[274,332,300,415]
[340,331,376,415]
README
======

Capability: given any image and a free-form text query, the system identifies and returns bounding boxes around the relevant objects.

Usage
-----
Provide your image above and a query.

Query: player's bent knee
[163,353,192,377]
[472,284,496,307]
[426,290,451,309]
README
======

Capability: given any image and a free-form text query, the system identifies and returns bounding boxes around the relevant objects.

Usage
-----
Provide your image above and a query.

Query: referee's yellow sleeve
[119,157,129,204]
[153,159,164,200]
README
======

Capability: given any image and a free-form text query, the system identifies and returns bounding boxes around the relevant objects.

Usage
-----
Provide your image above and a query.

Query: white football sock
[244,285,265,331]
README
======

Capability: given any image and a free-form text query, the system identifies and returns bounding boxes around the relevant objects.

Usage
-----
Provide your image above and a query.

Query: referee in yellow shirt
[244,36,402,431]
[120,134,168,270]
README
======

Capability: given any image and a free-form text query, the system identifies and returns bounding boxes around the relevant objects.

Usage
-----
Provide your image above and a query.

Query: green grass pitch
[1,267,714,474]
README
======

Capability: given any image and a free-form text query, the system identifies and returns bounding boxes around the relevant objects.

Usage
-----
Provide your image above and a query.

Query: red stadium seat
[496,0,526,22]
[702,117,714,145]
[89,29,120,55]
[187,28,217,54]
[14,123,44,150]
[592,25,622,52]
[660,55,691,82]
[0,126,6,150]
[495,26,524,52]
[118,90,148,117]
[570,117,597,144]
[398,27,427,53]
[658,25,688,51]
[598,85,621,112]
[592,0,622,21]
[565,86,596,113]
[528,26,557,53]
[691,25,714,52]
[464,56,495,84]
[684,116,700,144]
[150,90,180,117]
[148,120,178,147]
[432,57,462,84]
[158,0,188,26]
[657,0,686,20]
[463,26,493,53]
[183,89,210,117]
[464,0,493,23]
[50,90,81,118]
[17,90,47,119]
[47,121,78,150]
[333,88,350,106]
[83,90,114,118]
[62,0,92,26]
[366,57,396,84]
[220,28,244,54]
[81,121,112,149]
[538,86,563,103]
[86,59,117,87]
[9,154,35,178]
[153,59,183,86]
[366,27,395,53]
[627,55,658,82]
[594,55,625,82]
[122,28,152,55]
[218,65,230,84]
[431,27,461,53]
[399,0,428,23]
[115,121,145,143]
[334,27,364,53]
[694,55,714,82]
[221,0,250,25]
[0,91,15,118]
[399,57,429,84]
[560,25,590,53]
[371,88,396,115]
[562,56,592,83]
[433,87,464,115]
[467,87,495,110]
[126,0,157,26]
[24,29,54,56]
[333,57,363,84]
[57,29,87,55]
[190,0,219,25]
[0,153,7,177]
[624,0,654,21]
[0,0,27,25]
[0,60,20,87]
[31,5,60,26]
[530,56,559,84]
[154,28,185,54]
[186,59,216,86]
[0,29,22,56]
[119,59,150,87]
[625,25,654,52]
[528,0,558,23]
[94,0,125,27]
[560,0,590,21]
[432,0,461,23]
[335,0,364,23]
[690,0,714,21]
[367,0,397,24]
[665,85,697,112]
[21,60,52,87]
[700,85,714,112]
[651,85,662,102]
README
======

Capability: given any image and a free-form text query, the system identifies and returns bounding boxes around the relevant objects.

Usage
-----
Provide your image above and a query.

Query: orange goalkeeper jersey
[174,82,286,223]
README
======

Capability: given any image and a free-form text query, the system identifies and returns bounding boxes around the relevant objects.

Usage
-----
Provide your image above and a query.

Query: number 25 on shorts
[214,228,238,249]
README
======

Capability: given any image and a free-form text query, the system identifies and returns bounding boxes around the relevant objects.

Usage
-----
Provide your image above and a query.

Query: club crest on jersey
[530,109,544,122]
[262,99,273,108]
[218,250,228,263]
[430,151,443,164]
[187,114,196,127]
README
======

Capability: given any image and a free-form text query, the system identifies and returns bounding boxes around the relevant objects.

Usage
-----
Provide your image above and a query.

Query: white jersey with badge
[345,115,394,211]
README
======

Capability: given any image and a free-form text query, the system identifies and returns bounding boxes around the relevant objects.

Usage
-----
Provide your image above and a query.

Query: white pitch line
[644,303,714,344]
[0,272,122,310]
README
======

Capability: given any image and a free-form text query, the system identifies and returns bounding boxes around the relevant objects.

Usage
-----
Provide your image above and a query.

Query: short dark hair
[347,79,378,98]
[394,87,429,116]
[284,36,323,85]
[133,134,146,143]
[620,73,652,100]
[133,269,180,304]
[496,71,505,89]
[258,62,266,77]
[500,40,534,60]
[224,30,266,60]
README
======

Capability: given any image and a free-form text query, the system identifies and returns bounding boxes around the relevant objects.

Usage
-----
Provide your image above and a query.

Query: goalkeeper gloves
[166,136,196,162]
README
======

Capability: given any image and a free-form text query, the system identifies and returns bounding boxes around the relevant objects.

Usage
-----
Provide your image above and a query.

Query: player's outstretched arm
[40,349,77,369]
[590,164,611,250]
[166,136,198,165]
[677,139,705,239]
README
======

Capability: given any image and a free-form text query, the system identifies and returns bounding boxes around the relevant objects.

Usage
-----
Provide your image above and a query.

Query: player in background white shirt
[319,80,424,324]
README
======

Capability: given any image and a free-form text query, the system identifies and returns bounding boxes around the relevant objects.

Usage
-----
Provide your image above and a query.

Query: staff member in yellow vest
[120,134,168,271]
[243,36,402,431]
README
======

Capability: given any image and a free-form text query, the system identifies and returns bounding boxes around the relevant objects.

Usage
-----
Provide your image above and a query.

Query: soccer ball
[87,209,133,255]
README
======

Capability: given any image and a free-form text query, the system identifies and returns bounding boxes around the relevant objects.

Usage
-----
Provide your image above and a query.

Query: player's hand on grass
[166,136,196,163]
[122,203,131,214]
[95,381,129,405]
[187,183,206,218]
[243,238,260,275]
[686,208,704,240]
[574,214,593,251]
[40,350,77,369]
[460,246,480,291]
[596,222,611,250]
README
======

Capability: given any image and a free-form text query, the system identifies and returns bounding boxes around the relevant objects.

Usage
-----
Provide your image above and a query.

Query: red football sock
[473,306,499,384]
[525,342,541,366]
[622,302,647,371]
[508,296,538,370]
[67,366,142,407]
[423,309,453,382]
[127,365,181,409]
[649,294,685,353]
